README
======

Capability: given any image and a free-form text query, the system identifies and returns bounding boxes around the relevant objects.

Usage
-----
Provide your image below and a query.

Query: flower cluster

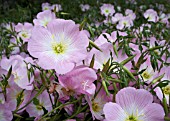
[0,1,170,121]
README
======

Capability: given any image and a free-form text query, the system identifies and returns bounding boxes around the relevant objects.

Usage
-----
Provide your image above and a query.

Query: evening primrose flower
[144,9,158,22]
[26,90,53,117]
[154,66,170,105]
[86,87,112,120]
[139,59,158,83]
[33,10,56,27]
[42,2,51,11]
[15,22,33,42]
[80,4,90,11]
[51,4,62,12]
[103,87,165,121]
[58,66,97,95]
[28,19,89,74]
[116,16,133,30]
[100,4,115,16]
[0,55,34,90]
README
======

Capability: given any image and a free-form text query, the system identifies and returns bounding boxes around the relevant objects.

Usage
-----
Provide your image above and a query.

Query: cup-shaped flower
[0,55,34,90]
[33,10,56,27]
[28,19,89,74]
[58,66,97,95]
[15,22,33,42]
[103,87,165,121]
[144,9,158,22]
[100,4,115,16]
[26,90,53,117]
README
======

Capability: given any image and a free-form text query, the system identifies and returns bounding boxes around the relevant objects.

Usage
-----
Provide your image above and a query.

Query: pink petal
[103,102,127,121]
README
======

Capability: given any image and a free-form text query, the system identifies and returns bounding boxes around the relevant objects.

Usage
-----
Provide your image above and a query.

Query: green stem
[39,97,82,121]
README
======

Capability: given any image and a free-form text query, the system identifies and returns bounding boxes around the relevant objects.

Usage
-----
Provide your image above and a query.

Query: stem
[39,97,83,121]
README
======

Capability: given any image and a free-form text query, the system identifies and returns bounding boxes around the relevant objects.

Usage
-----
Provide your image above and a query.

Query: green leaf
[120,54,136,65]
[89,54,95,68]
[123,66,136,80]
[79,18,87,30]
[102,59,110,73]
[89,40,102,52]
[113,44,118,57]
[6,66,12,80]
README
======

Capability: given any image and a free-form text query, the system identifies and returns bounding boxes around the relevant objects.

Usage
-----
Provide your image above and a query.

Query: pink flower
[144,9,158,22]
[7,84,32,112]
[33,10,56,27]
[42,2,51,11]
[80,4,90,11]
[86,43,113,70]
[94,33,111,46]
[100,4,115,16]
[103,87,165,121]
[28,19,89,74]
[15,22,33,42]
[111,31,127,42]
[116,16,133,30]
[86,87,112,120]
[125,9,136,20]
[26,90,53,117]
[139,59,158,83]
[111,13,123,24]
[0,55,34,90]
[58,66,97,95]
[51,4,62,12]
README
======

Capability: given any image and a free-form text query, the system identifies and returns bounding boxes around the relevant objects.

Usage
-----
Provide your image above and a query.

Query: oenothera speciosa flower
[28,19,89,74]
[103,87,165,121]
[58,66,97,95]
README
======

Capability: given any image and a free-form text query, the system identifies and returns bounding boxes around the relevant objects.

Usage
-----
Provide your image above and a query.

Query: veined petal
[103,102,127,121]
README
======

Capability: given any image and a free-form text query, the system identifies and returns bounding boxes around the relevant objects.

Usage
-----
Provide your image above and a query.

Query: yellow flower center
[142,71,151,80]
[52,43,66,54]
[163,85,170,95]
[105,9,109,13]
[126,115,138,121]
[36,105,43,110]
[92,102,101,112]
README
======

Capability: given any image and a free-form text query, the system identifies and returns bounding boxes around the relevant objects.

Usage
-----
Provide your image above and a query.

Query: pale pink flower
[15,22,33,42]
[144,9,158,22]
[26,90,53,117]
[7,84,32,112]
[154,66,170,105]
[86,43,113,70]
[58,66,97,95]
[1,22,15,32]
[103,87,165,121]
[116,16,133,30]
[80,4,90,11]
[42,2,51,11]
[139,58,158,83]
[94,33,111,46]
[125,9,136,20]
[28,19,89,74]
[86,87,112,120]
[51,4,62,12]
[111,13,123,24]
[33,10,56,27]
[155,83,170,105]
[0,104,13,121]
[111,31,128,42]
[100,4,115,16]
[0,55,34,90]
